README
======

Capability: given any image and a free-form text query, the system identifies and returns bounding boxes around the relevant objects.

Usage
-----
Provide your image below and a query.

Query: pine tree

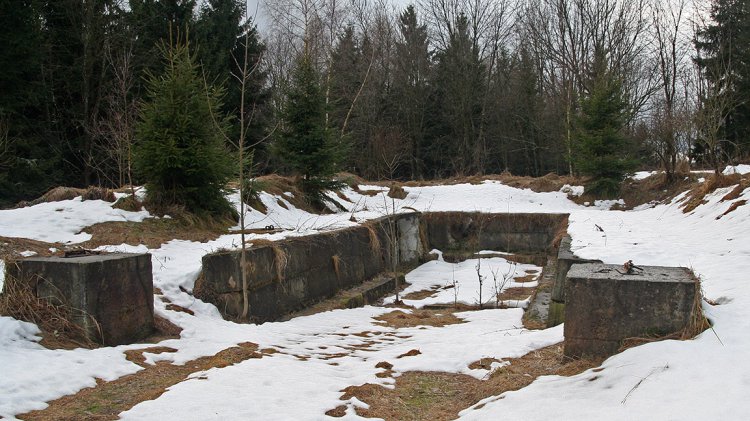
[574,53,637,197]
[393,5,431,179]
[275,56,343,203]
[694,0,750,160]
[135,38,234,218]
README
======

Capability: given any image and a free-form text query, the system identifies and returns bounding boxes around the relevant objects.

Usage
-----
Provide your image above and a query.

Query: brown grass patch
[165,303,195,316]
[334,343,602,421]
[497,287,534,301]
[513,273,538,283]
[388,184,408,199]
[397,349,422,358]
[20,342,263,421]
[373,310,464,329]
[0,236,62,262]
[81,187,116,202]
[402,288,440,300]
[112,195,142,212]
[395,173,583,194]
[80,216,231,250]
[680,173,742,213]
[717,199,747,219]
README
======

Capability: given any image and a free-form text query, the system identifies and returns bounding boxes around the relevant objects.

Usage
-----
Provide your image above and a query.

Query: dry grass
[388,184,408,199]
[393,173,583,194]
[402,287,440,300]
[81,216,231,250]
[680,173,742,213]
[249,239,288,282]
[0,273,99,349]
[373,310,464,329]
[20,342,263,421]
[112,195,142,212]
[717,199,747,219]
[328,343,602,421]
[332,255,342,279]
[81,187,116,202]
[497,287,534,301]
[365,224,382,256]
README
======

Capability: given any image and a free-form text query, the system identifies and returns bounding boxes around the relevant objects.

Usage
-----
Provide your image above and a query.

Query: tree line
[0,0,747,208]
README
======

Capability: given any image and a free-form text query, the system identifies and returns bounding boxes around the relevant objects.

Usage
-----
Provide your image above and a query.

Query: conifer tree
[275,56,343,203]
[135,38,234,218]
[574,53,637,197]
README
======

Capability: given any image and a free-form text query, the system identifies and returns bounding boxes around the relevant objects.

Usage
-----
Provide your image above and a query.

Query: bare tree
[649,0,691,181]
[95,43,138,195]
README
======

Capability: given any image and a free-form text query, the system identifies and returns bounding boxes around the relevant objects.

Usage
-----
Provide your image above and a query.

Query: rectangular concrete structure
[199,211,568,322]
[564,263,698,358]
[198,213,424,322]
[7,253,154,345]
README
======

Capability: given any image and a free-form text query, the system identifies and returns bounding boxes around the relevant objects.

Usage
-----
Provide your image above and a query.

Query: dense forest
[0,0,748,207]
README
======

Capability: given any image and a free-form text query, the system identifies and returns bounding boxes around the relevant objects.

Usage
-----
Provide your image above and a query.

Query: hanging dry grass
[0,272,100,349]
[332,255,342,279]
[365,224,382,256]
[250,239,288,282]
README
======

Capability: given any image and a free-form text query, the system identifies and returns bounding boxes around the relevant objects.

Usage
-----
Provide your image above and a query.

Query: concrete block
[547,235,601,327]
[8,253,154,345]
[564,263,697,358]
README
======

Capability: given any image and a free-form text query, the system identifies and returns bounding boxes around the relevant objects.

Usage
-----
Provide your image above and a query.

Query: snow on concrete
[1,177,749,420]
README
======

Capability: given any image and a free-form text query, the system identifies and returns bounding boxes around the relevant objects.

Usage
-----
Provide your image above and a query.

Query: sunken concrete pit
[7,253,154,345]
[197,212,569,322]
[564,263,699,358]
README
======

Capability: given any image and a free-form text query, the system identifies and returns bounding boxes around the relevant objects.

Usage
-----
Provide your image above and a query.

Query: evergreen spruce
[574,55,637,197]
[135,39,234,218]
[275,56,344,204]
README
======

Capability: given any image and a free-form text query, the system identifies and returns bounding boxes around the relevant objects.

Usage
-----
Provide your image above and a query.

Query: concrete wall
[547,235,601,327]
[198,213,424,322]
[564,263,698,358]
[7,253,154,345]
[422,212,568,254]
[198,211,568,322]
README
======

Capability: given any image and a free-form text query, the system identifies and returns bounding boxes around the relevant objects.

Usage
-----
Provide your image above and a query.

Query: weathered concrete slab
[564,263,697,358]
[7,253,154,345]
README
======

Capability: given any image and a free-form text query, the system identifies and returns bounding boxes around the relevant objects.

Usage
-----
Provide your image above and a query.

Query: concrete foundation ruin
[563,263,699,358]
[197,212,569,322]
[7,253,154,345]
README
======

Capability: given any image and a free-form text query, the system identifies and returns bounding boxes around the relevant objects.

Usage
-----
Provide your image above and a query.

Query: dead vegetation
[679,173,743,213]
[81,216,232,250]
[0,273,100,349]
[327,343,602,421]
[20,342,264,421]
[373,310,465,329]
[14,186,117,208]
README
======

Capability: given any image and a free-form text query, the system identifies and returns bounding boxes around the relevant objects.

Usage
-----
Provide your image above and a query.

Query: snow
[0,197,150,243]
[723,164,750,175]
[1,176,750,420]
[385,254,540,309]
